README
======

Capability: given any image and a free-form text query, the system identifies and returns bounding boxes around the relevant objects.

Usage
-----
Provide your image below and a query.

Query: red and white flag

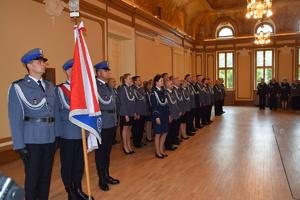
[69,21,101,152]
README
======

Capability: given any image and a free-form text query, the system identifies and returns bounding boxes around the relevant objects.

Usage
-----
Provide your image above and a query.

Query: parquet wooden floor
[1,106,299,200]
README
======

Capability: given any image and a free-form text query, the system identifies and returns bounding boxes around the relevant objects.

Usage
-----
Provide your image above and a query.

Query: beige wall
[0,0,103,141]
[236,49,252,100]
[136,36,172,81]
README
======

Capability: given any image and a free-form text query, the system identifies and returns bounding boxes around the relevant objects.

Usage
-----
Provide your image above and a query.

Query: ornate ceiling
[133,0,300,41]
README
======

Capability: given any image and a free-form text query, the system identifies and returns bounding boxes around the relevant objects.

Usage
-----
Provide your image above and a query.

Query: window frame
[217,51,235,89]
[297,48,300,79]
[254,49,275,87]
[217,26,234,38]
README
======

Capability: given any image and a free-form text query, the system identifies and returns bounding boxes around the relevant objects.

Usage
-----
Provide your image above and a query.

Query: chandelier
[246,0,273,19]
[254,26,271,45]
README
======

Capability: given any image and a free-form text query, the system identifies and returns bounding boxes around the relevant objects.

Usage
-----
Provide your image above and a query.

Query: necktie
[105,83,111,91]
[37,80,45,92]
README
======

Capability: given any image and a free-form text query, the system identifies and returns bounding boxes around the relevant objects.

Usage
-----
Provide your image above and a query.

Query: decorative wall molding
[43,0,68,25]
[153,35,162,46]
[237,48,251,57]
[278,45,293,55]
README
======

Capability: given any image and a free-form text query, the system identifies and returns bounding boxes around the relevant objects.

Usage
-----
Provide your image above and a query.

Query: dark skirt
[152,120,169,134]
[280,94,289,101]
[145,113,152,122]
[120,115,134,126]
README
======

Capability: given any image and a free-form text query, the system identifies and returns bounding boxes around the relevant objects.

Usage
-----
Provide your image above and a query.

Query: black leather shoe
[172,141,181,145]
[134,144,143,148]
[73,182,93,200]
[98,173,109,191]
[196,125,204,129]
[181,136,190,140]
[130,150,136,154]
[191,128,198,132]
[161,153,168,157]
[123,148,132,154]
[112,139,120,145]
[165,146,177,151]
[146,138,154,142]
[202,122,210,125]
[155,153,164,159]
[187,132,195,136]
[140,142,147,146]
[210,120,214,123]
[104,169,120,185]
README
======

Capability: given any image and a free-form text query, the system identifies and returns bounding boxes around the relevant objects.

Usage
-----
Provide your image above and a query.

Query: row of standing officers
[7,48,226,200]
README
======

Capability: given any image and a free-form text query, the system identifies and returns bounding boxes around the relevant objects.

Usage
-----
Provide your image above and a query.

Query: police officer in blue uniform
[55,59,91,200]
[94,61,120,191]
[131,76,148,148]
[150,75,170,159]
[164,80,180,151]
[8,48,56,200]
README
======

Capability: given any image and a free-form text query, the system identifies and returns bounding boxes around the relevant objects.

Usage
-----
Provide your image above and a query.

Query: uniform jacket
[220,83,226,98]
[8,75,55,150]
[96,78,117,129]
[208,85,215,103]
[213,84,223,101]
[268,82,280,95]
[54,82,82,139]
[202,85,211,105]
[291,82,300,96]
[191,83,200,108]
[256,83,268,95]
[181,87,191,112]
[118,84,136,116]
[165,89,180,120]
[196,82,206,104]
[173,86,185,113]
[150,86,170,123]
[131,84,148,116]
[187,83,196,108]
[280,82,290,96]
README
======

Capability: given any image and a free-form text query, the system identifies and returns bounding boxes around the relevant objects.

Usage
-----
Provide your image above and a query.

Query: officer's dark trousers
[195,106,203,127]
[220,99,225,112]
[214,100,222,115]
[188,108,196,131]
[291,96,300,110]
[95,127,115,175]
[165,119,180,148]
[24,143,55,200]
[132,115,146,146]
[203,105,211,123]
[259,94,266,109]
[60,138,84,188]
[269,94,277,109]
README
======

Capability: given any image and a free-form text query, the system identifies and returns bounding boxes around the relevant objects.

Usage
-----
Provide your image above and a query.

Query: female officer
[150,75,170,159]
[118,73,137,154]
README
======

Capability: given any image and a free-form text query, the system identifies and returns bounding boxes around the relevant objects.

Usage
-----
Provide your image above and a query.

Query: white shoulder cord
[14,84,46,110]
[214,85,222,93]
[167,92,176,104]
[134,89,145,101]
[192,85,199,94]
[98,93,112,105]
[124,86,135,101]
[182,89,190,100]
[58,87,70,109]
[154,91,168,106]
[174,89,183,101]
[187,85,194,95]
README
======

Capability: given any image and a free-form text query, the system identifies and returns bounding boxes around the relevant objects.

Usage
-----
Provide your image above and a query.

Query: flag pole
[69,1,93,200]
[81,129,93,200]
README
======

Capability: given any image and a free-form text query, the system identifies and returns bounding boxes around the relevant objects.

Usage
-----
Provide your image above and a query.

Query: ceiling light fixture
[246,0,273,19]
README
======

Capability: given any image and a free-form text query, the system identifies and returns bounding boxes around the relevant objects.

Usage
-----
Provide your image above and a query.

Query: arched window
[216,22,234,39]
[254,19,275,35]
[256,24,273,34]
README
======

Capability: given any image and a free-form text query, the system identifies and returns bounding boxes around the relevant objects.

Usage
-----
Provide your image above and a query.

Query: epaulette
[12,79,23,84]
